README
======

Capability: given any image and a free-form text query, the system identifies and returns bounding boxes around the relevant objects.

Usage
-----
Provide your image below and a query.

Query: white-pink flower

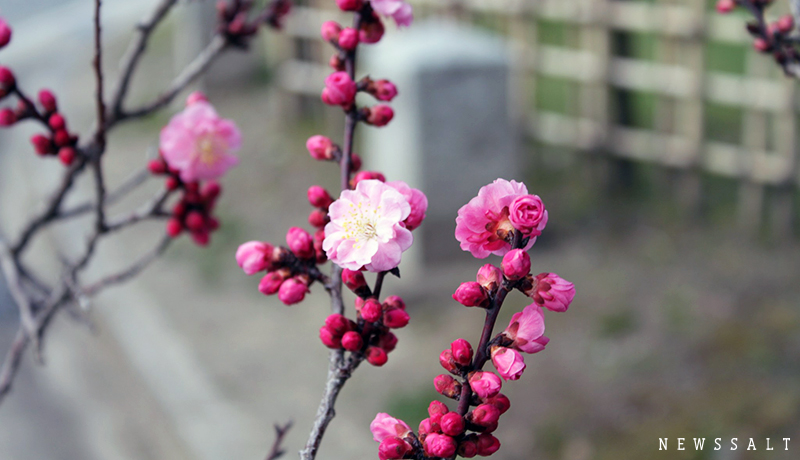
[370,413,412,443]
[159,98,241,183]
[323,179,412,272]
[386,180,428,231]
[370,0,413,27]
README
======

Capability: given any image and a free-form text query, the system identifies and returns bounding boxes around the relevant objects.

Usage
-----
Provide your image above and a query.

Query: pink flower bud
[366,346,388,366]
[360,298,383,322]
[504,304,547,353]
[236,241,274,275]
[370,79,398,101]
[338,27,359,51]
[366,104,394,126]
[753,37,770,52]
[186,91,208,105]
[378,436,410,460]
[440,412,465,436]
[491,346,526,381]
[0,66,14,88]
[259,270,287,295]
[452,281,489,307]
[320,21,342,42]
[58,147,76,166]
[451,338,473,366]
[434,374,462,399]
[322,71,357,106]
[0,108,15,126]
[286,227,314,259]
[501,249,530,280]
[468,371,502,399]
[508,194,547,236]
[309,209,328,228]
[185,211,205,232]
[424,433,457,458]
[352,170,386,187]
[53,129,70,147]
[277,277,308,305]
[325,313,353,336]
[341,331,364,351]
[715,0,735,14]
[531,273,575,312]
[383,308,409,328]
[342,268,367,292]
[48,113,66,131]
[38,90,57,112]
[458,435,479,458]
[428,400,449,417]
[30,134,52,155]
[359,18,385,44]
[470,403,500,426]
[439,349,458,374]
[476,264,502,291]
[484,394,511,414]
[335,0,363,11]
[307,185,334,209]
[370,413,411,442]
[383,295,405,310]
[351,152,363,171]
[777,15,795,34]
[476,433,501,456]
[329,54,345,71]
[378,331,398,352]
[418,417,434,436]
[0,18,11,48]
[166,218,183,237]
[191,229,210,246]
[306,135,335,160]
[319,325,341,348]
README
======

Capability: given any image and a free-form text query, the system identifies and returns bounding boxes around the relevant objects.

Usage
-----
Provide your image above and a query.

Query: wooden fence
[266,0,799,234]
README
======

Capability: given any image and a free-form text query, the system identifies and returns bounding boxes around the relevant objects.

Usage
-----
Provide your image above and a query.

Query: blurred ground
[0,3,799,460]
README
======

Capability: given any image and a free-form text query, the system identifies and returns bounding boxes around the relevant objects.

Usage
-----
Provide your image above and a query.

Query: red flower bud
[0,18,12,49]
[38,90,57,112]
[319,325,341,349]
[307,185,334,209]
[0,66,15,88]
[48,113,66,131]
[434,374,462,399]
[366,346,388,366]
[338,27,359,51]
[341,330,364,351]
[360,298,383,322]
[30,134,52,155]
[452,281,489,307]
[58,147,76,166]
[476,433,501,456]
[286,226,314,259]
[365,104,394,127]
[0,108,16,126]
[440,412,465,437]
[450,338,473,366]
[383,308,409,328]
[166,218,183,237]
[439,349,458,374]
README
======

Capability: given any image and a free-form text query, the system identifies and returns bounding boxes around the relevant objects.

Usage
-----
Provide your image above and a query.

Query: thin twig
[265,421,293,460]
[58,167,151,220]
[81,235,172,297]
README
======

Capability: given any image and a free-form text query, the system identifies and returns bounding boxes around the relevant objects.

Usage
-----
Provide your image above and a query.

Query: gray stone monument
[362,20,520,271]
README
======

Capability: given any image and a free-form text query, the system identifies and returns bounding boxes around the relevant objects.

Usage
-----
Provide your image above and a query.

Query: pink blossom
[455,179,537,258]
[508,194,548,236]
[159,101,241,182]
[0,17,12,48]
[277,277,308,305]
[320,21,342,42]
[286,227,314,259]
[468,371,502,399]
[452,281,488,307]
[531,273,575,312]
[501,249,530,280]
[306,135,336,160]
[370,413,412,442]
[322,71,357,106]
[236,241,274,275]
[715,0,735,14]
[371,0,413,27]
[338,27,359,50]
[424,433,457,458]
[440,412,465,436]
[503,304,548,353]
[491,346,526,380]
[323,179,413,272]
[378,437,411,460]
[386,180,427,230]
[477,264,502,291]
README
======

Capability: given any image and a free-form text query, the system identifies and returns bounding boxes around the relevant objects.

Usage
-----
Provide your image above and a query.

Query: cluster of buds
[0,61,80,166]
[216,0,292,46]
[319,292,407,366]
[717,0,800,74]
[371,180,574,459]
[236,226,326,305]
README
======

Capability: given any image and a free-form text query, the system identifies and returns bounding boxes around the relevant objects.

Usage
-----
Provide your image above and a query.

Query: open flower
[386,180,427,231]
[159,98,241,182]
[455,179,537,258]
[323,179,412,272]
[502,304,548,354]
[370,413,412,443]
[370,0,413,27]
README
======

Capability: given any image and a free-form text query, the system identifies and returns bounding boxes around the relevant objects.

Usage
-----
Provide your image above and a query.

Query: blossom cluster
[152,92,241,245]
[371,179,575,459]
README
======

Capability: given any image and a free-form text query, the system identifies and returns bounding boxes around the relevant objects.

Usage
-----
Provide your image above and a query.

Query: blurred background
[1,0,800,459]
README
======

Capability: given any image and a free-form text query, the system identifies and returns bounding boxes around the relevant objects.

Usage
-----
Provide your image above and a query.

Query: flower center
[341,200,382,249]
[196,135,223,165]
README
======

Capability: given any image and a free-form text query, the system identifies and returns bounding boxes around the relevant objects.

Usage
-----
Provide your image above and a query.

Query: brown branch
[58,167,151,220]
[105,187,172,232]
[265,421,293,460]
[81,235,172,297]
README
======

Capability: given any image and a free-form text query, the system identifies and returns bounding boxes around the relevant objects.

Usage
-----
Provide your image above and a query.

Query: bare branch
[58,167,151,220]
[265,421,293,460]
[81,235,172,297]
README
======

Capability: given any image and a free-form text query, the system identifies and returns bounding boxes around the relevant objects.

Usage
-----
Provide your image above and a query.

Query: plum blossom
[323,179,413,272]
[159,97,241,182]
[490,346,526,381]
[503,304,548,353]
[370,0,413,27]
[370,413,412,442]
[455,179,539,258]
[531,273,575,312]
[386,180,427,230]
